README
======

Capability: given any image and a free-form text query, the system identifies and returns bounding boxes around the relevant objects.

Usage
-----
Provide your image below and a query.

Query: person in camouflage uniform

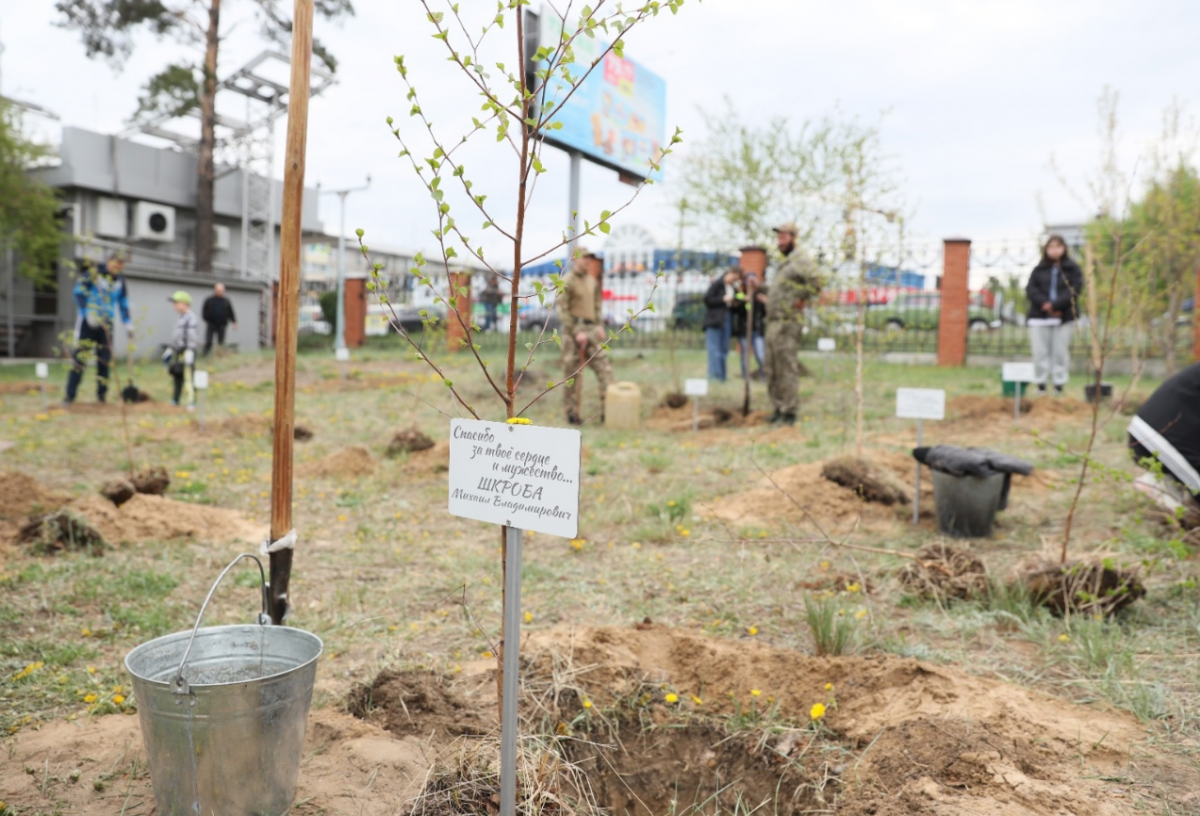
[557,255,613,425]
[764,223,821,425]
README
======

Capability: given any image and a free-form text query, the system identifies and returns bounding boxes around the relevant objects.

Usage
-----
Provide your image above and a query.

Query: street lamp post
[320,176,371,355]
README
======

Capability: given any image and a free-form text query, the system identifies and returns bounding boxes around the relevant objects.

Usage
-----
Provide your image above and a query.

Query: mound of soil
[62,494,265,545]
[348,670,488,739]
[1015,553,1146,616]
[130,466,169,496]
[0,471,70,521]
[821,456,909,505]
[523,625,1177,816]
[646,403,770,433]
[662,392,689,409]
[387,428,435,456]
[402,440,450,478]
[898,542,988,600]
[300,446,377,479]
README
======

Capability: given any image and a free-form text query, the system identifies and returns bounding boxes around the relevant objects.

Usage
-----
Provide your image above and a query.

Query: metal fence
[376,238,1192,362]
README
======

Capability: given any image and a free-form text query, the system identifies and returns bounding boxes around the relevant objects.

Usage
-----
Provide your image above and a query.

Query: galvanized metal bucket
[125,554,323,816]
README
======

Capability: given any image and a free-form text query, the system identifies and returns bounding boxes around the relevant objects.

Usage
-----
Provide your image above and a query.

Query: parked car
[393,305,446,335]
[865,292,998,332]
[671,294,706,330]
[518,304,562,332]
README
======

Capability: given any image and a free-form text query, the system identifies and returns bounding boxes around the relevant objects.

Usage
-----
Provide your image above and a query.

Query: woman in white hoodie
[165,291,201,408]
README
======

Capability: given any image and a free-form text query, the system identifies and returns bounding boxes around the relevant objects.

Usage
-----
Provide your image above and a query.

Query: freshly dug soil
[99,479,136,507]
[1015,553,1146,616]
[647,403,770,433]
[299,446,377,479]
[62,494,265,545]
[898,542,988,600]
[348,670,488,739]
[130,467,170,496]
[18,509,105,554]
[821,456,909,505]
[0,471,70,521]
[387,428,435,457]
[402,440,451,478]
[662,392,689,409]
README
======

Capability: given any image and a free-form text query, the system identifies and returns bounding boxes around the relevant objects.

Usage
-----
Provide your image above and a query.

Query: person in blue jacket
[65,255,133,405]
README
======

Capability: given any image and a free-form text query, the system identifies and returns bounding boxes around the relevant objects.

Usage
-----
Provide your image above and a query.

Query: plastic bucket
[932,470,1006,538]
[125,556,323,816]
[605,381,642,430]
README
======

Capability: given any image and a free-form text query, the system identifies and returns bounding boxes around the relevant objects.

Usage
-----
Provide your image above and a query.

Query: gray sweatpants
[1029,323,1074,387]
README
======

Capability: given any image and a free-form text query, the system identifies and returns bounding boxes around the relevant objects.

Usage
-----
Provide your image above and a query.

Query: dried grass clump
[19,510,106,554]
[898,542,987,600]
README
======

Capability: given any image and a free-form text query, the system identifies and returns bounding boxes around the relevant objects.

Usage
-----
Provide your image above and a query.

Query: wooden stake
[268,0,314,625]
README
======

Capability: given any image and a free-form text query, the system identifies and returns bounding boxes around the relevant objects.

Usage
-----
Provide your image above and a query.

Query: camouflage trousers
[765,323,801,415]
[561,331,613,420]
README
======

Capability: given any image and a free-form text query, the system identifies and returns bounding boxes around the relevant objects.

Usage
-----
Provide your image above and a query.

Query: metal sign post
[1002,362,1036,423]
[685,378,707,433]
[194,370,210,429]
[446,419,582,816]
[896,388,946,525]
[35,362,49,411]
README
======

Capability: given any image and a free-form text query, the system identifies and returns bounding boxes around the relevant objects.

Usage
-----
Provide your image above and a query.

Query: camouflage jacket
[766,250,821,326]
[556,267,603,334]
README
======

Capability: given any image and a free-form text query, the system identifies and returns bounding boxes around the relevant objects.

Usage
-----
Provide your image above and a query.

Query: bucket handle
[171,553,270,696]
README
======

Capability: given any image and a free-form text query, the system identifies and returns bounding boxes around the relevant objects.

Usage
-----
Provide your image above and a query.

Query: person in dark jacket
[1025,235,1084,395]
[732,270,767,380]
[479,275,503,331]
[703,268,742,381]
[1129,362,1200,497]
[64,255,133,405]
[201,283,237,356]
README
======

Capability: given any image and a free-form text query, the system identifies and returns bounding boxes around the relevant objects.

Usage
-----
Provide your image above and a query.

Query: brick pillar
[446,271,473,352]
[937,238,971,367]
[344,276,367,349]
[1193,261,1200,362]
[739,246,768,281]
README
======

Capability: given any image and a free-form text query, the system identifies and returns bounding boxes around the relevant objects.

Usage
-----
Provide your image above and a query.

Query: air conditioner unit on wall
[213,225,232,252]
[132,201,176,243]
[96,197,128,238]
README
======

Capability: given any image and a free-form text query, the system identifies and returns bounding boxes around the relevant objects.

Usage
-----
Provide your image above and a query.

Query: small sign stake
[896,388,946,524]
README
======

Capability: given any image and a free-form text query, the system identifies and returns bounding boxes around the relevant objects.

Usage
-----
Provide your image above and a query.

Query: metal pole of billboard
[567,150,582,263]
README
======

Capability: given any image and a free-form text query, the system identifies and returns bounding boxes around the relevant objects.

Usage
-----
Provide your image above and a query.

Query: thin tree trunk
[195,0,222,275]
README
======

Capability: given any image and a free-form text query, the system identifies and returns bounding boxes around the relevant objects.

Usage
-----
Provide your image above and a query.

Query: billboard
[536,7,667,181]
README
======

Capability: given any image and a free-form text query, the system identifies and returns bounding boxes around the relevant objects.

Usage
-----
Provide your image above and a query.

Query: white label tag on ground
[35,363,49,379]
[448,419,582,538]
[684,378,708,397]
[1002,362,1036,382]
[334,348,350,362]
[193,370,209,390]
[896,388,946,421]
[818,338,836,352]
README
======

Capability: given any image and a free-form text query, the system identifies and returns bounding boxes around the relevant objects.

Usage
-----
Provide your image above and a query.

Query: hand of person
[594,326,606,344]
[1041,302,1053,313]
[724,295,734,306]
[756,293,768,304]
[125,324,134,339]
[232,323,238,330]
[575,330,588,347]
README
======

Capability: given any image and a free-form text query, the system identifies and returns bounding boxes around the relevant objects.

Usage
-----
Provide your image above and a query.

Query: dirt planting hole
[347,670,488,739]
[566,723,819,816]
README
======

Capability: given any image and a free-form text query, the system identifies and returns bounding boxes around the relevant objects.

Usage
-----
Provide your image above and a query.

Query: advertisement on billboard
[536,7,667,181]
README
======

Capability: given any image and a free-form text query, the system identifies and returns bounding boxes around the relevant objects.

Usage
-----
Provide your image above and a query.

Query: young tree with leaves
[54,0,354,274]
[0,101,61,285]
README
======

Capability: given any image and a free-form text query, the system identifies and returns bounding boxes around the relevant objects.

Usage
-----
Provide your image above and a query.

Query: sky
[2,0,1196,268]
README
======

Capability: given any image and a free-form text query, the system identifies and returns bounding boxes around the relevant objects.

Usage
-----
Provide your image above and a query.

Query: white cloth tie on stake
[260,529,298,556]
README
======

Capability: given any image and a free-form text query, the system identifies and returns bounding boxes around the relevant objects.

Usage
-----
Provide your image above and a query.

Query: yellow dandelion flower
[667,501,676,507]
[524,611,533,624]
[1058,633,1070,643]
[810,703,827,720]
[582,699,593,709]
[846,582,861,593]
[174,471,191,479]
[482,650,494,659]
[691,695,704,705]
[631,541,641,549]
[824,682,833,691]
[747,626,759,636]
[855,609,868,620]
[113,695,126,705]
[750,689,762,697]
[680,529,690,537]
[665,693,679,704]
[506,417,532,425]
[83,694,97,704]
[81,629,91,637]
[570,538,585,551]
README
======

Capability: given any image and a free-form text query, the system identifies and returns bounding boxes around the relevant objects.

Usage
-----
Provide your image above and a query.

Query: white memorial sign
[895,388,946,421]
[35,363,49,379]
[1002,362,1036,383]
[334,347,351,362]
[684,378,708,397]
[448,419,581,538]
[817,338,836,352]
[193,370,210,390]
